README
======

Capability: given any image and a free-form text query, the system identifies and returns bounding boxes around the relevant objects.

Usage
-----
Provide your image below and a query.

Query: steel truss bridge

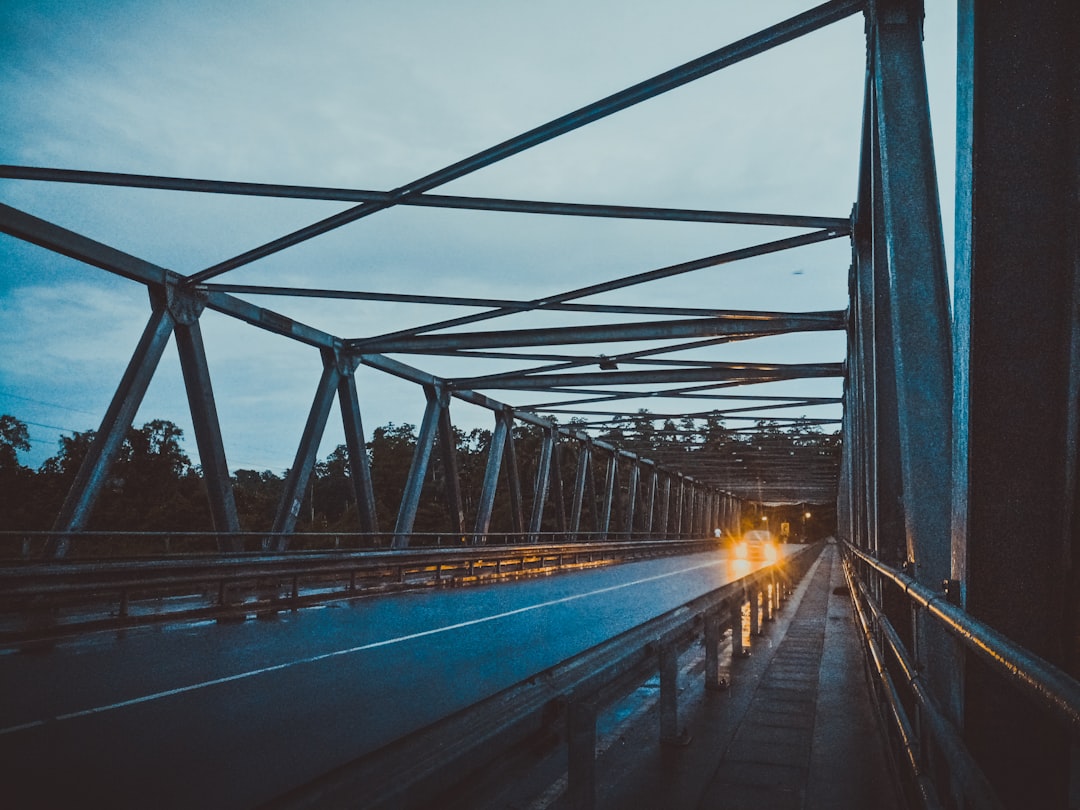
[1,1,1079,808]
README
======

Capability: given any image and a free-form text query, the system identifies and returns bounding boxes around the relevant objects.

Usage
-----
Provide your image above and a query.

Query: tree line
[0,412,839,538]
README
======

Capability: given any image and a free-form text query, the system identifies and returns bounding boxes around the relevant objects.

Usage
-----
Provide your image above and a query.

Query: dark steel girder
[356,311,845,353]
[182,0,863,284]
[199,284,831,320]
[0,203,339,350]
[0,165,849,231]
[452,362,844,390]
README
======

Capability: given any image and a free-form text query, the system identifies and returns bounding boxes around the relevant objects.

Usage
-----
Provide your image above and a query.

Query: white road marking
[1,556,733,736]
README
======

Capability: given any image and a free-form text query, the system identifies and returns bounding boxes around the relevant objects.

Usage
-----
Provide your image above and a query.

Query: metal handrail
[842,540,1080,739]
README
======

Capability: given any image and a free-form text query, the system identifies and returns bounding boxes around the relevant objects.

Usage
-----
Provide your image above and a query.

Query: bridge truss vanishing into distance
[1,1,1079,808]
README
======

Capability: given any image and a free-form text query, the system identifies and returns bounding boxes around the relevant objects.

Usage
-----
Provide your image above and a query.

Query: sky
[0,1,957,473]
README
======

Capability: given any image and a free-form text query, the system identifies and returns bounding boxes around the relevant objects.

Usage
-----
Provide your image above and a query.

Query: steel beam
[269,352,341,547]
[436,393,466,536]
[173,316,241,546]
[528,430,555,540]
[0,203,339,350]
[337,364,379,535]
[624,462,640,539]
[570,442,590,538]
[357,311,845,353]
[659,476,672,537]
[49,305,176,555]
[549,434,568,533]
[502,411,526,537]
[452,362,844,390]
[1,165,849,230]
[204,284,837,320]
[600,454,617,540]
[392,386,442,548]
[869,0,960,790]
[473,411,509,542]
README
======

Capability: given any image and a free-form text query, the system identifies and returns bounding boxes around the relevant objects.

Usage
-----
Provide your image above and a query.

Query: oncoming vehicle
[733,529,779,563]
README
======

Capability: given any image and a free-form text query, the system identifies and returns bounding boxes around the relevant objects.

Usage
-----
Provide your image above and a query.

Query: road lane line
[1,555,735,736]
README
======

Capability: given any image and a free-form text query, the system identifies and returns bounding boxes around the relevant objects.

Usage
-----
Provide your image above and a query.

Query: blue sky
[0,1,957,472]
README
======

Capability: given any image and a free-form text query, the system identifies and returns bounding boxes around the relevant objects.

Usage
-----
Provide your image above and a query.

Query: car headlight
[734,542,748,559]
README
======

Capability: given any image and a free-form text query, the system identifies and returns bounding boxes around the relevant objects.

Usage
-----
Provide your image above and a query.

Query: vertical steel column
[549,431,568,534]
[600,453,617,540]
[623,460,639,539]
[870,0,958,729]
[502,410,526,539]
[436,391,465,536]
[645,466,657,536]
[174,316,241,547]
[570,440,590,539]
[336,363,378,536]
[49,303,176,556]
[585,444,601,535]
[270,350,341,548]
[659,475,672,538]
[674,476,685,538]
[528,427,555,541]
[473,410,509,542]
[952,1,1079,804]
[392,385,441,548]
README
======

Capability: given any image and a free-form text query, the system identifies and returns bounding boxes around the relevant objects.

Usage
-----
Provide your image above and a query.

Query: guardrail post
[567,699,597,810]
[731,595,746,657]
[659,641,689,745]
[704,610,727,690]
[749,584,761,637]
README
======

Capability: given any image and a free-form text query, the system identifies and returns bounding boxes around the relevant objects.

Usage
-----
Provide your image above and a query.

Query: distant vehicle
[733,529,779,563]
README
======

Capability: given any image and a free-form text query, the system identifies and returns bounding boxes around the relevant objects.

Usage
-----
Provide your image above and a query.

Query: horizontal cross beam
[452,362,845,390]
[355,311,845,353]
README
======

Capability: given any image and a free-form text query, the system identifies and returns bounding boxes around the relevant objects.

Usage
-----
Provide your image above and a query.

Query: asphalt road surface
[0,546,783,808]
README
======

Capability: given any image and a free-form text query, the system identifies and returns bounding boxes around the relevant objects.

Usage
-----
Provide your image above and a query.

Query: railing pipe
[844,540,1080,739]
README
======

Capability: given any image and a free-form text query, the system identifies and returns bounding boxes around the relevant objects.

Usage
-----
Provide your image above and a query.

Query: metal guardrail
[841,539,1080,810]
[0,537,730,643]
[267,542,823,810]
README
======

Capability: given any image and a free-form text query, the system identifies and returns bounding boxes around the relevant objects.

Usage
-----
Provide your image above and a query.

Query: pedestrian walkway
[599,542,902,809]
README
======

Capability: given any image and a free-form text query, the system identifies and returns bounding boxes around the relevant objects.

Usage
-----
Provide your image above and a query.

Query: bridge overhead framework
[1,1,1079,808]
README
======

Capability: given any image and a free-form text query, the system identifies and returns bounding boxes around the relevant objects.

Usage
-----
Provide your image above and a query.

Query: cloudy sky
[0,1,957,472]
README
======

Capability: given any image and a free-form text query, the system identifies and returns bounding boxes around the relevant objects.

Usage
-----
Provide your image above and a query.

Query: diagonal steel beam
[0,203,339,350]
[49,305,176,555]
[183,0,863,284]
[337,364,379,535]
[174,317,242,546]
[200,284,832,319]
[269,352,341,547]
